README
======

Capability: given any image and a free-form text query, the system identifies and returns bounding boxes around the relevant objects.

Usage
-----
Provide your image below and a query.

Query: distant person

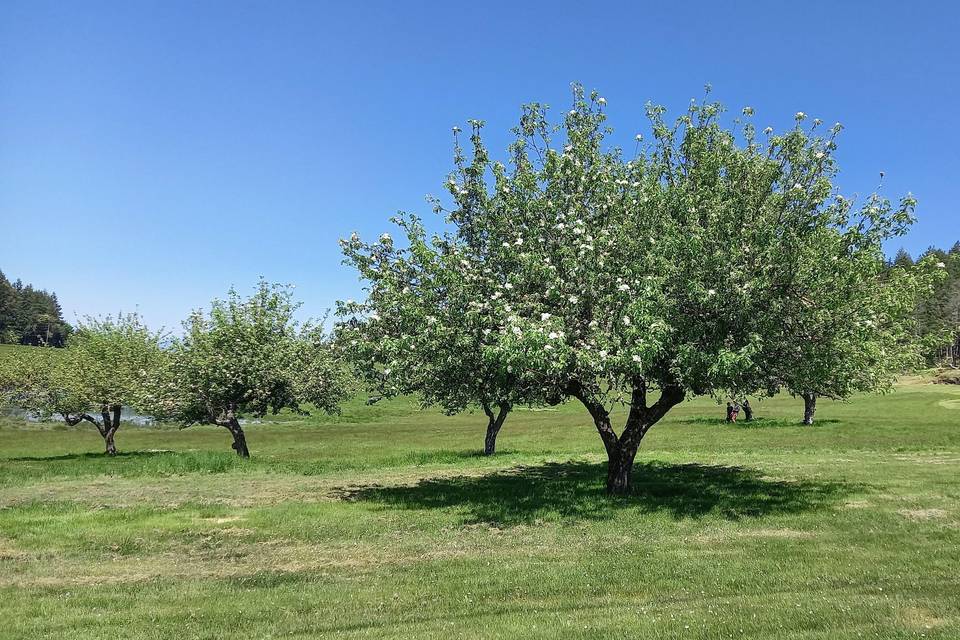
[731,401,741,422]
[726,402,734,422]
[742,399,753,421]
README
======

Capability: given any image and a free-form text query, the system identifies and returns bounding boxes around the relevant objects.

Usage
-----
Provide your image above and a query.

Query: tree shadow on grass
[338,460,855,526]
[679,417,842,428]
[5,450,175,462]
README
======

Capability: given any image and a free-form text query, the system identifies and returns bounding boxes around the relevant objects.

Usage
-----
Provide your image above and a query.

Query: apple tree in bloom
[148,280,351,457]
[339,213,552,455]
[355,84,928,494]
[0,314,163,455]
[763,221,943,424]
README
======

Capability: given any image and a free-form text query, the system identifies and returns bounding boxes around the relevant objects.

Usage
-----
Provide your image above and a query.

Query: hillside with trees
[892,242,960,364]
[0,270,71,346]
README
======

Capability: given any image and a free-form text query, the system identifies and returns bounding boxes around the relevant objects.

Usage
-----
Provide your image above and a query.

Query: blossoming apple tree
[339,213,552,455]
[147,281,351,457]
[347,84,928,493]
[0,314,164,455]
[767,230,942,424]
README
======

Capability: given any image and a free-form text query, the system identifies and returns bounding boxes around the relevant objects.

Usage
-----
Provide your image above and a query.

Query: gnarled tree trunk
[63,404,122,455]
[216,405,250,458]
[227,419,250,458]
[802,392,817,425]
[605,441,640,494]
[572,380,685,495]
[480,401,511,456]
[101,404,121,455]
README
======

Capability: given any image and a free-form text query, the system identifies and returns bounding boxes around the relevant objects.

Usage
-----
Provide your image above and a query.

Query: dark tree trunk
[101,404,121,455]
[481,402,510,456]
[802,392,817,425]
[572,380,685,495]
[227,417,250,458]
[104,430,117,455]
[63,411,117,454]
[605,441,640,495]
[483,422,499,456]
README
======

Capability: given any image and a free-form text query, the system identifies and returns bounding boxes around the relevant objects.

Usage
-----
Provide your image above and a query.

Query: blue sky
[1,0,958,331]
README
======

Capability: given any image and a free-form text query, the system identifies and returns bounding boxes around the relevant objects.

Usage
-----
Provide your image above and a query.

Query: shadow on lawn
[679,417,842,427]
[5,450,174,462]
[339,460,854,525]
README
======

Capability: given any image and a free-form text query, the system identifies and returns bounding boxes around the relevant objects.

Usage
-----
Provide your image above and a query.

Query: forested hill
[892,241,960,364]
[0,270,71,346]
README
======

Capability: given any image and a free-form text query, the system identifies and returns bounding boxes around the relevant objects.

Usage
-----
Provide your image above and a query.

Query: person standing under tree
[742,399,753,422]
[726,402,734,422]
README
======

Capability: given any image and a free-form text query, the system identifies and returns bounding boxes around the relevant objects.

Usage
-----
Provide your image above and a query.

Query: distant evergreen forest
[0,270,71,347]
[892,241,960,365]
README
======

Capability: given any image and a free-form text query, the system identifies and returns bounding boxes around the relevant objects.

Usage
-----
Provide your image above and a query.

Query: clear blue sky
[2,0,958,331]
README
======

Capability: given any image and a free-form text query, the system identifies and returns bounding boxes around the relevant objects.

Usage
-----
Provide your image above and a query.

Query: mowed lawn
[1,381,959,639]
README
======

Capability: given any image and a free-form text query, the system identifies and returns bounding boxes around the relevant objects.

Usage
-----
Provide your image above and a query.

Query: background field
[1,377,958,639]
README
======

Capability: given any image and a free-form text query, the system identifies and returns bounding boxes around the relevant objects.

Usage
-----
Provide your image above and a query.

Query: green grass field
[1,378,959,639]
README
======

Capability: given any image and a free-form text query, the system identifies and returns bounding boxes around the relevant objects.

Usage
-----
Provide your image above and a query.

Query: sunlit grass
[1,379,958,638]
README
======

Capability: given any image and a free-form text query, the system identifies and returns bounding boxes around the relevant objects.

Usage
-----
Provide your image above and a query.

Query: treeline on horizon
[0,270,71,347]
[2,238,959,363]
[891,241,960,364]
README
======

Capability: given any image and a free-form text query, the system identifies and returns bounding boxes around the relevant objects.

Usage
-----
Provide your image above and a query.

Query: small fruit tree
[0,314,163,455]
[149,280,351,457]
